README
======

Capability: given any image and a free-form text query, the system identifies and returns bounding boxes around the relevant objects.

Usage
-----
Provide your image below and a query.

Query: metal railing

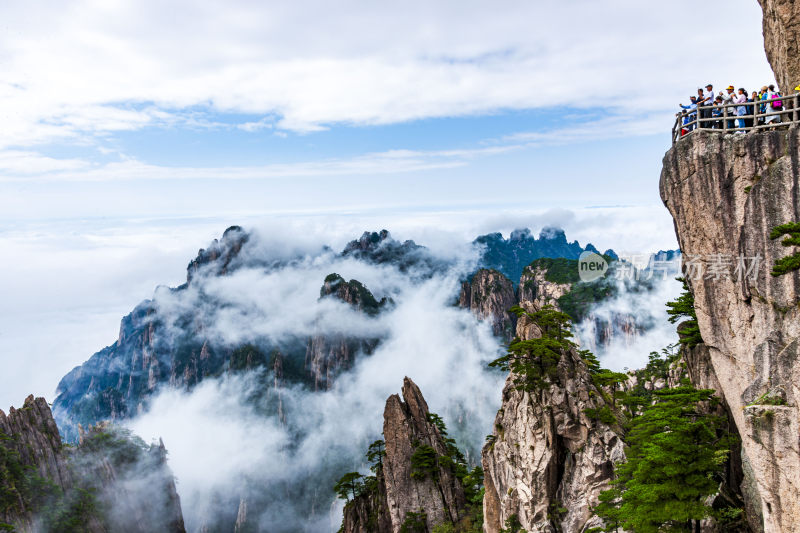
[672,93,800,144]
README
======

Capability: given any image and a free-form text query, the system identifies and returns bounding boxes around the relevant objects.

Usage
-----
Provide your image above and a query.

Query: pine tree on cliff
[489,305,574,392]
[769,222,800,276]
[665,277,702,348]
[334,472,365,501]
[593,385,731,533]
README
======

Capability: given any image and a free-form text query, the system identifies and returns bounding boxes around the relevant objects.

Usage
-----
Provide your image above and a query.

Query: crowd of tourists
[677,83,797,135]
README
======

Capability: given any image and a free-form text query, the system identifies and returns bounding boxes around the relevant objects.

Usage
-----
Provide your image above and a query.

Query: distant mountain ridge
[52,225,623,443]
[474,226,617,286]
[42,223,679,532]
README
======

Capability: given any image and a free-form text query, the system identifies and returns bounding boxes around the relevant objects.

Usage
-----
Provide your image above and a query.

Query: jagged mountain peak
[474,226,614,286]
[320,273,386,315]
[341,229,447,274]
[394,376,431,424]
[342,229,393,253]
[537,225,567,242]
[1,395,185,532]
[342,377,470,532]
[186,225,249,283]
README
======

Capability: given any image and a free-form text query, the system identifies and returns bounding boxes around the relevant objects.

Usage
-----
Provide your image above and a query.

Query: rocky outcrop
[305,274,383,389]
[341,378,469,533]
[459,269,517,342]
[341,472,393,533]
[759,0,800,93]
[0,395,75,530]
[187,225,248,283]
[661,128,800,532]
[0,396,185,533]
[514,267,570,341]
[481,314,625,533]
[233,498,249,533]
[518,265,571,309]
[382,378,468,531]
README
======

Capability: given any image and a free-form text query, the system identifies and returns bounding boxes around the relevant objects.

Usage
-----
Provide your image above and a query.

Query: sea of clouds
[128,229,505,531]
[0,210,682,531]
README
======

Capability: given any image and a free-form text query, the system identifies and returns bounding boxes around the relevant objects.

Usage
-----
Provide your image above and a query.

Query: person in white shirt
[720,86,736,129]
[733,88,748,131]
[701,84,715,128]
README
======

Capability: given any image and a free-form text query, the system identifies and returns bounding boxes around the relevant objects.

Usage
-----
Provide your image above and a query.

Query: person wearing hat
[720,85,736,129]
[720,85,735,104]
[700,84,714,128]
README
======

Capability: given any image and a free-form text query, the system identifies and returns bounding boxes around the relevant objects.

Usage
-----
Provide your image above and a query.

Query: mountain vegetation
[488,305,575,392]
[665,278,703,348]
[769,222,800,276]
[475,227,616,285]
[592,386,734,533]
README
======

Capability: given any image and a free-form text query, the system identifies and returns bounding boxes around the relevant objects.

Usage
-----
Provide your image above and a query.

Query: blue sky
[0,1,774,197]
[0,0,778,407]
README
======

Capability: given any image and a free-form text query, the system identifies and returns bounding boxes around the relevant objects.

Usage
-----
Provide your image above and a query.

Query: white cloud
[0,150,90,174]
[0,0,774,150]
[577,273,683,371]
[0,145,520,183]
[127,253,505,531]
[0,209,679,412]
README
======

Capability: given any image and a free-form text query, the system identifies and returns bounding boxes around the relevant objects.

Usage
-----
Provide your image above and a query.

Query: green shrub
[529,258,580,285]
[666,277,703,347]
[490,306,574,392]
[410,445,438,480]
[748,392,787,406]
[593,386,733,532]
[400,510,428,533]
[500,513,524,533]
[769,222,800,276]
[583,406,617,425]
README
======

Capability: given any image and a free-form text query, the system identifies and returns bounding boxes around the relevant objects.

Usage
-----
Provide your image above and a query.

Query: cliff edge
[660,128,800,532]
[759,0,800,93]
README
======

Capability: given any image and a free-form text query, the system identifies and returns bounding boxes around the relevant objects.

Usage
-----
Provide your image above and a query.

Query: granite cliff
[459,269,518,343]
[661,128,800,532]
[0,395,185,532]
[759,0,800,94]
[659,9,800,529]
[480,302,625,533]
[341,378,477,533]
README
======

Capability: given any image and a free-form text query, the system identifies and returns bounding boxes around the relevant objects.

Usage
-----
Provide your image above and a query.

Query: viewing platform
[672,93,800,145]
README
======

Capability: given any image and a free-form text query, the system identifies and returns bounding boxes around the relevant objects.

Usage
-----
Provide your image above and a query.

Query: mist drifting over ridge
[44,222,681,531]
[125,227,506,531]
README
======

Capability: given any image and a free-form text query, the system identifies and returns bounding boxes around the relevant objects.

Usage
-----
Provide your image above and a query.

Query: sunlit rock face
[661,129,800,532]
[759,0,800,94]
[342,377,468,533]
[480,286,625,533]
